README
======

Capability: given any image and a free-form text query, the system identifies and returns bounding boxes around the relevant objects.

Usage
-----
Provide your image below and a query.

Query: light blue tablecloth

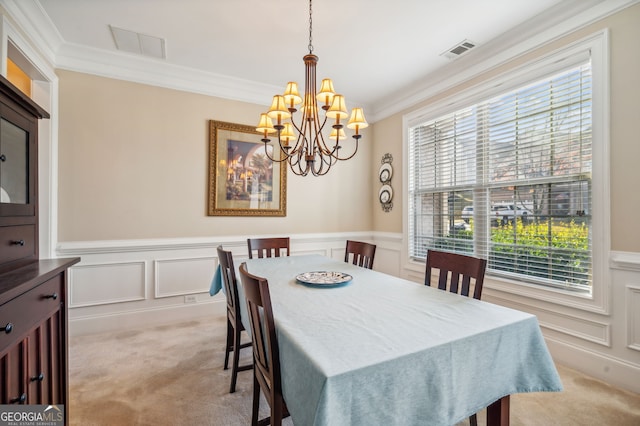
[210,264,223,296]
[213,254,562,426]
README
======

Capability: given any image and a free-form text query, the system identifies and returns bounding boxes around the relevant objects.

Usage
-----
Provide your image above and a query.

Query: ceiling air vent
[109,25,166,59]
[440,39,476,60]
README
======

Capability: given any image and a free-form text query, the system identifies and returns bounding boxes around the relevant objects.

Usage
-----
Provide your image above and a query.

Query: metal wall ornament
[379,154,393,212]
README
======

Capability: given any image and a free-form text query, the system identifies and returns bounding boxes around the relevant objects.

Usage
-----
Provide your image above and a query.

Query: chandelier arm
[311,127,339,175]
[315,116,348,160]
[330,138,360,161]
[323,138,341,158]
[323,149,340,167]
[314,115,335,156]
[311,152,334,176]
[260,141,290,163]
[291,145,309,175]
[313,123,343,167]
[273,134,296,160]
[287,119,307,156]
[287,119,309,176]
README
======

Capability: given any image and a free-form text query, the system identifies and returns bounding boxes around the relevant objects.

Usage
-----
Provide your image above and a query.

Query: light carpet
[68,316,640,425]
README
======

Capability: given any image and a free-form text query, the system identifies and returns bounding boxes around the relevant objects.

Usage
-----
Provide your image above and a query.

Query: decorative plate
[379,184,393,204]
[296,271,353,287]
[379,163,393,183]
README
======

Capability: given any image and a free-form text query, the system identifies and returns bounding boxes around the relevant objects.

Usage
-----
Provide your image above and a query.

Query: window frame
[402,30,610,314]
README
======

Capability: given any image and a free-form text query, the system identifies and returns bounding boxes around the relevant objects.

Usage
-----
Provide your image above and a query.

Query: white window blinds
[408,59,592,292]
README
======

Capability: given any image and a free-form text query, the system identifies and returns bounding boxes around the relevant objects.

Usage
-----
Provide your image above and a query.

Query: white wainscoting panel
[70,261,146,307]
[374,247,402,277]
[155,256,217,298]
[627,285,640,351]
[544,335,640,395]
[486,294,611,346]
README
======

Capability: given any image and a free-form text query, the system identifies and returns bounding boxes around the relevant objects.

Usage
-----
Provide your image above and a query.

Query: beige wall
[371,3,640,252]
[57,71,373,241]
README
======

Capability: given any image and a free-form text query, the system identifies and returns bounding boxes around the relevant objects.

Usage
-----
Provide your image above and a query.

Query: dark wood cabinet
[0,75,80,425]
[1,259,79,412]
[0,74,45,275]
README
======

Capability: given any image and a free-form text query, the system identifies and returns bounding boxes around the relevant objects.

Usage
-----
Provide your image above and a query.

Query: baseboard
[68,299,226,337]
[545,335,640,394]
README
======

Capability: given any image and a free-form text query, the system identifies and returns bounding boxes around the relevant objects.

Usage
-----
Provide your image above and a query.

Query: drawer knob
[10,393,26,404]
[44,293,58,300]
[1,322,13,334]
[31,373,45,382]
[0,154,5,162]
[10,240,25,246]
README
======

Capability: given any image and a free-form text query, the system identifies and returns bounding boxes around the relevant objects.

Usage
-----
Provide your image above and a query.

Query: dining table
[210,254,563,426]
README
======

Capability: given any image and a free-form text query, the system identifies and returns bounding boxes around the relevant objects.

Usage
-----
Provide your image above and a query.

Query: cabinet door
[0,313,63,405]
[0,337,28,404]
[0,104,37,218]
[27,311,63,404]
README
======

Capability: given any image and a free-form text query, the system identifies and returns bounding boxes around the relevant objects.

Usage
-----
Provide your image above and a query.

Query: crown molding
[0,0,61,65]
[54,41,279,107]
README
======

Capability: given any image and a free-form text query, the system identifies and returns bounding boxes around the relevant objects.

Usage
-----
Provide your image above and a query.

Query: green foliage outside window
[434,218,591,288]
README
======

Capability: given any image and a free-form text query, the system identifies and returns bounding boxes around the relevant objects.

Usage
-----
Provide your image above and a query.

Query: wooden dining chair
[425,249,487,299]
[217,246,252,393]
[247,237,290,259]
[344,240,377,269]
[239,263,289,426]
[425,249,487,426]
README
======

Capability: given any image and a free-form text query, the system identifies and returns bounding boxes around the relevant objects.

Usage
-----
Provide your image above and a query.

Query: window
[406,41,602,295]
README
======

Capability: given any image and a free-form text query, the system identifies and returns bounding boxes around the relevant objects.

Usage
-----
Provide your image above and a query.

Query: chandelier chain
[308,0,313,53]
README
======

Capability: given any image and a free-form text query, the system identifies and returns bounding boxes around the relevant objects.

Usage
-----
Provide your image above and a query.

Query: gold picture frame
[208,120,287,216]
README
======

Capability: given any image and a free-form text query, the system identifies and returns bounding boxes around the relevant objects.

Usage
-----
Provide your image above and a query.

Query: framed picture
[208,120,287,216]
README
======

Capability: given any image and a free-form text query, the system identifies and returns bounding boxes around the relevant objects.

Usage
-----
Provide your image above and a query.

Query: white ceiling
[4,0,628,120]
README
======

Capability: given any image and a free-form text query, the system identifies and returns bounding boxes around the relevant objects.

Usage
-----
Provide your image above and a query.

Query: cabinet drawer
[0,274,62,352]
[0,225,35,265]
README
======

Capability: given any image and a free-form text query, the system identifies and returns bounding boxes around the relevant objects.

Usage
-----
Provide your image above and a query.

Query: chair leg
[271,394,284,426]
[251,373,260,426]
[229,323,242,393]
[223,318,232,370]
[469,413,478,426]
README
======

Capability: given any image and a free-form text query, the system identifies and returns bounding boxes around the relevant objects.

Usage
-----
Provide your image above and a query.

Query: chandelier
[256,0,367,176]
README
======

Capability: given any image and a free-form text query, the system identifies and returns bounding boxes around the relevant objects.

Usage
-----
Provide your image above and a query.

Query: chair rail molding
[610,250,640,272]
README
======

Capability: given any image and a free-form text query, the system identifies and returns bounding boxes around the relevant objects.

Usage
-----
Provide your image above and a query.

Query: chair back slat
[247,237,290,259]
[437,270,448,291]
[344,240,377,269]
[450,271,461,294]
[248,301,268,375]
[425,249,487,300]
[461,275,472,297]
